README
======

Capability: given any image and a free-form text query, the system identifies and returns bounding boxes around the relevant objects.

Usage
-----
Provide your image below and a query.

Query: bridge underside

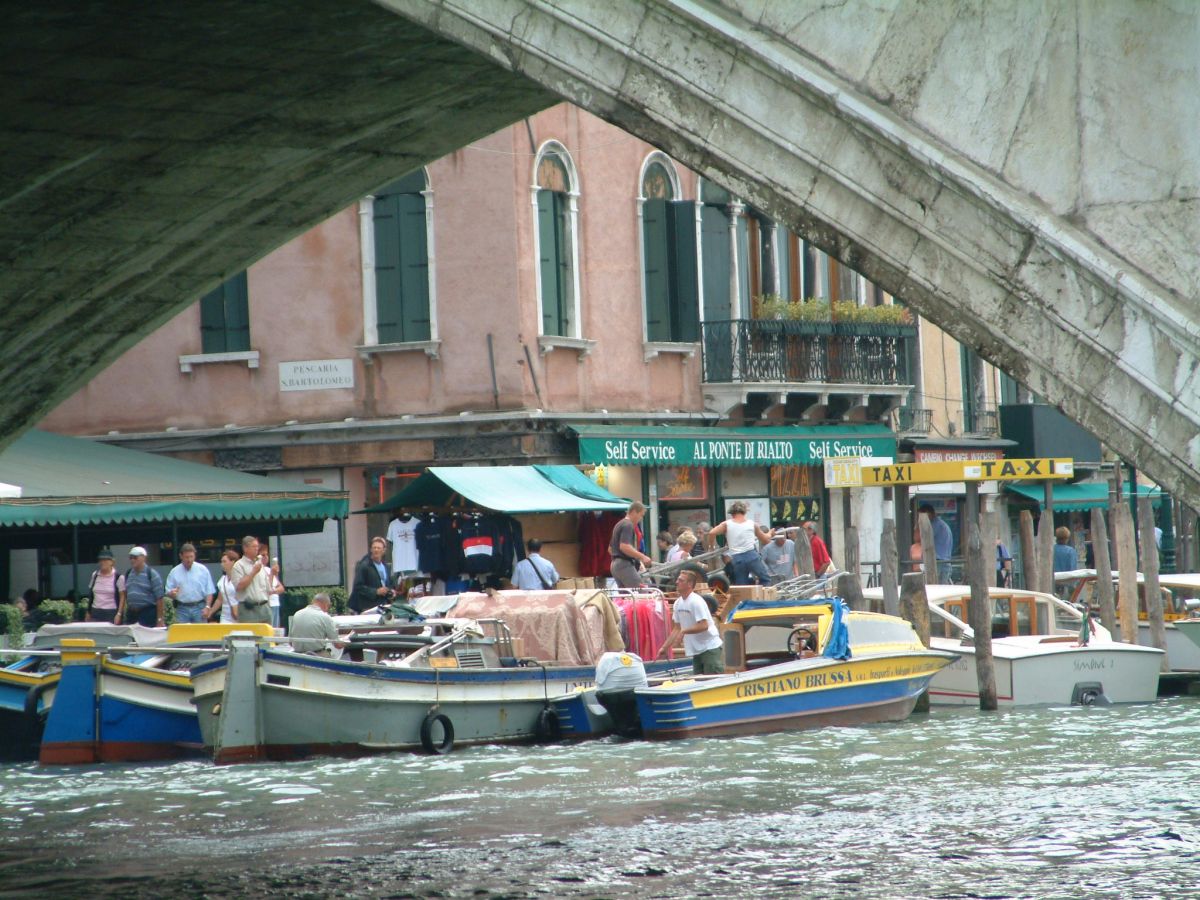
[2,1,1198,507]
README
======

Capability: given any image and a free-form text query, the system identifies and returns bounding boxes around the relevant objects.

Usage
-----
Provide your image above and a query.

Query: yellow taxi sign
[861,457,1074,486]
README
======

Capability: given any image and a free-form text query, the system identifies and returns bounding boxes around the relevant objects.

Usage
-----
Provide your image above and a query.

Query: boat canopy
[359,465,628,515]
[725,597,851,660]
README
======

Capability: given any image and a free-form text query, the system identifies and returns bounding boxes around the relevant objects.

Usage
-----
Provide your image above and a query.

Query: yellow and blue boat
[632,598,956,740]
[39,622,273,765]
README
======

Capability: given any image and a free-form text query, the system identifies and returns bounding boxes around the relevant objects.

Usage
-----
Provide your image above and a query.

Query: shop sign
[915,447,1005,462]
[279,358,354,392]
[861,457,1074,486]
[823,456,895,488]
[656,466,708,501]
[579,434,895,467]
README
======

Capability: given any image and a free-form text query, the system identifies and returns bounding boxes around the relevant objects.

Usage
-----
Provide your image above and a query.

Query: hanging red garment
[578,511,622,577]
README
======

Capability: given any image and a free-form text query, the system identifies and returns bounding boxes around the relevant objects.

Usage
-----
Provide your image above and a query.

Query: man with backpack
[85,549,125,623]
[115,546,165,628]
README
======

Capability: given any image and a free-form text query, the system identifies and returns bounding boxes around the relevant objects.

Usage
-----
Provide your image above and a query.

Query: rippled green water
[2,699,1199,898]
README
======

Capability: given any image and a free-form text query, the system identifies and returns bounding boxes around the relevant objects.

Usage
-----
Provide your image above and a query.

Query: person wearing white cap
[116,546,165,628]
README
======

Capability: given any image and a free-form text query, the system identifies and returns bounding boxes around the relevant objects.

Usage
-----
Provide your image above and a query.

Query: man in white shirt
[657,570,724,674]
[512,539,560,590]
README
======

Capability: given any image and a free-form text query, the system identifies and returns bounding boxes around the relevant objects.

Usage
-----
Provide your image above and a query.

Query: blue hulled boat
[554,599,957,741]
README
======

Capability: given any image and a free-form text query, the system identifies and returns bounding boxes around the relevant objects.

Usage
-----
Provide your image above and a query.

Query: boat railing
[641,547,726,586]
[772,569,843,599]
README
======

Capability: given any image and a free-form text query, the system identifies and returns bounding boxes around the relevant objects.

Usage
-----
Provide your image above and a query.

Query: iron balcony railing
[701,319,917,386]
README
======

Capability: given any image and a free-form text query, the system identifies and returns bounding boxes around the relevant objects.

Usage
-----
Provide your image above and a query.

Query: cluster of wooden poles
[783,469,1170,711]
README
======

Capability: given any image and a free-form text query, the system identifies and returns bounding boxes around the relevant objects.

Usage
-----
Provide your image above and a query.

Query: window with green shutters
[200,272,250,354]
[534,145,577,338]
[643,198,700,342]
[537,188,572,336]
[372,170,430,343]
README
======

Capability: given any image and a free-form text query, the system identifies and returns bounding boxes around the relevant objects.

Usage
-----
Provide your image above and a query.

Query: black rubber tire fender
[534,706,561,742]
[419,711,454,755]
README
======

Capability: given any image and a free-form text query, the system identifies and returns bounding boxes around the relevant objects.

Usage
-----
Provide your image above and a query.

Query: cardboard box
[728,585,764,604]
[537,540,580,579]
[515,513,577,545]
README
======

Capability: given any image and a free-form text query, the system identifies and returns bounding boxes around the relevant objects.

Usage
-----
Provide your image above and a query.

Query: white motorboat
[1054,569,1200,671]
[863,585,1163,706]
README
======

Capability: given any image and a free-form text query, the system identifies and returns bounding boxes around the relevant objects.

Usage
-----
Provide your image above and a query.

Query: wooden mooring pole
[840,525,864,611]
[900,572,932,713]
[1138,495,1169,671]
[1090,507,1118,636]
[965,484,997,710]
[1114,497,1140,644]
[1018,510,1037,592]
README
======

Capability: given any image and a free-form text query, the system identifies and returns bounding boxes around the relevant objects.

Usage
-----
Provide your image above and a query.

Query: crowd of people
[72,536,287,628]
[608,500,837,591]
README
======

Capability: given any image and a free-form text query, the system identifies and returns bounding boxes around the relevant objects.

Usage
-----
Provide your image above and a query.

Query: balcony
[701,319,916,422]
[895,406,932,436]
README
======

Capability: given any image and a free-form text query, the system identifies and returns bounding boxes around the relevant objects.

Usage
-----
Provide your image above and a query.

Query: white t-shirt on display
[387,516,420,573]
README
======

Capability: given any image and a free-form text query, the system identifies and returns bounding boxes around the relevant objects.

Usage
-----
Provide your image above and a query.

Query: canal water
[2,699,1198,898]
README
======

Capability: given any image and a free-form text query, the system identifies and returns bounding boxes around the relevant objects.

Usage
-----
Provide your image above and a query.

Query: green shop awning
[0,430,348,527]
[360,465,628,515]
[572,424,896,467]
[1005,482,1163,512]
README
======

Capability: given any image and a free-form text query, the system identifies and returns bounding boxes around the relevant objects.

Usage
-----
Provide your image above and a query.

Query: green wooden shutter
[960,345,977,432]
[700,205,731,324]
[643,199,671,342]
[736,214,750,317]
[397,192,430,341]
[538,189,568,336]
[668,200,699,342]
[554,192,572,336]
[200,286,228,354]
[223,272,250,352]
[373,193,403,344]
[200,272,249,353]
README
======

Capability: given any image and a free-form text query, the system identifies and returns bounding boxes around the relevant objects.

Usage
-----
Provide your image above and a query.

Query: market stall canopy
[1005,481,1162,512]
[360,465,628,515]
[571,423,895,467]
[0,430,348,527]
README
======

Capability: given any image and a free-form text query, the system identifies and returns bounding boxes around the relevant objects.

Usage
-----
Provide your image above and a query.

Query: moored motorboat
[556,598,957,741]
[0,623,165,761]
[39,622,273,765]
[192,617,686,764]
[863,585,1164,706]
[1054,569,1200,671]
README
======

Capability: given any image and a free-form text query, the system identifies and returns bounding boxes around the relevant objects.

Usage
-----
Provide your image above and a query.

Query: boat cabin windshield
[941,592,1078,638]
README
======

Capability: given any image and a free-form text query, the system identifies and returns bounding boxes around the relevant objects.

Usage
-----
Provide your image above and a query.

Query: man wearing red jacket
[803,521,834,574]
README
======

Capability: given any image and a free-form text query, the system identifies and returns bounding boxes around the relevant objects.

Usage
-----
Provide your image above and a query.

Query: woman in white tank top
[706,502,774,586]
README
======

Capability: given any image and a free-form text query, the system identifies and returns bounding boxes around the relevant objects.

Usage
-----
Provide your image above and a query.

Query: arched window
[639,154,697,343]
[365,168,433,344]
[533,143,580,338]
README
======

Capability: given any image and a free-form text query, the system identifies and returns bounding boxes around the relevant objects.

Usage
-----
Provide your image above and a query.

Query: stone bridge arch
[3,1,1198,505]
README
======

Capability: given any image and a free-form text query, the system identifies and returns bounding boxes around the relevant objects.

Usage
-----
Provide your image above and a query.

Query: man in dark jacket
[350,536,393,613]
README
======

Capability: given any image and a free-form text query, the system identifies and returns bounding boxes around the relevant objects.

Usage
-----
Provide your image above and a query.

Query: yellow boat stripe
[101,658,191,686]
[688,654,948,710]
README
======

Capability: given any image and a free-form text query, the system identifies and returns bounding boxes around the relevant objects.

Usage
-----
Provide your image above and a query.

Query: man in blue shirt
[1053,526,1079,573]
[919,504,954,584]
[116,546,165,627]
[512,539,560,590]
[166,542,216,624]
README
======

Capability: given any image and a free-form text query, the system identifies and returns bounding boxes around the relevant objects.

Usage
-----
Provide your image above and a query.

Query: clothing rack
[606,586,669,658]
